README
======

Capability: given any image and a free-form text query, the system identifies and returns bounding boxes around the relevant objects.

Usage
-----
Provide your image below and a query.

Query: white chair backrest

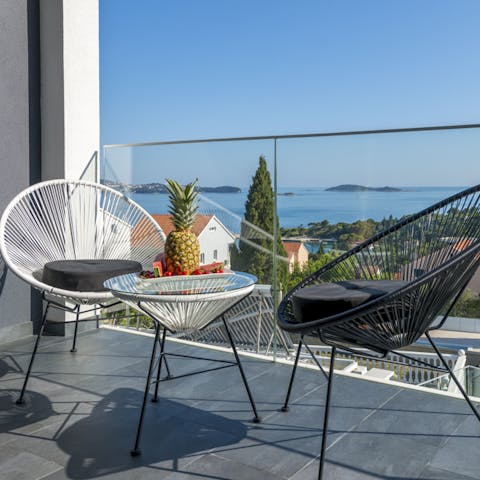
[0,180,165,290]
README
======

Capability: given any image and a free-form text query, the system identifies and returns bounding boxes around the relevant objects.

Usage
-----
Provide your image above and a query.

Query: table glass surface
[104,271,257,297]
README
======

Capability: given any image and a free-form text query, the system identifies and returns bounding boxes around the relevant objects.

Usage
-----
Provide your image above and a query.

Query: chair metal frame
[277,184,480,480]
[0,179,166,404]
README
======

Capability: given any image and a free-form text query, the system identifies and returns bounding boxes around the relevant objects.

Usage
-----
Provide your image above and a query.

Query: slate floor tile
[163,453,285,480]
[2,328,480,480]
[418,466,477,480]
[0,451,62,480]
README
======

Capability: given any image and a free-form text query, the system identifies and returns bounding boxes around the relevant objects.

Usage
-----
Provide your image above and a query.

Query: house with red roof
[282,240,309,273]
[150,214,236,267]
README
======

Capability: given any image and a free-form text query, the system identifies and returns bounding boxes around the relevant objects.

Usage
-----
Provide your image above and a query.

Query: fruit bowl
[135,272,235,295]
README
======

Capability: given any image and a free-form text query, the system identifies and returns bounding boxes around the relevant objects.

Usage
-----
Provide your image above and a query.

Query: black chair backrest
[278,185,480,353]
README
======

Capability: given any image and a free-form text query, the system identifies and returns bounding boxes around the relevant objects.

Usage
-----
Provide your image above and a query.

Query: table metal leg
[131,322,160,456]
[151,327,172,403]
[222,316,261,423]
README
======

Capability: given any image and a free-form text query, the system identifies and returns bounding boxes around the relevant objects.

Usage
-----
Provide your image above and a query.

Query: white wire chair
[0,179,166,404]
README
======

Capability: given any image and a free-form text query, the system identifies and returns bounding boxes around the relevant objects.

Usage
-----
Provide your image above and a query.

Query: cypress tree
[231,156,288,290]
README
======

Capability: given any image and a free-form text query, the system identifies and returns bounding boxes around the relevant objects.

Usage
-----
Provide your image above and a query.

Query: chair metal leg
[303,342,329,380]
[151,328,171,403]
[281,338,303,412]
[131,322,161,456]
[70,305,80,353]
[222,316,261,423]
[425,332,480,423]
[16,302,50,405]
[318,346,336,480]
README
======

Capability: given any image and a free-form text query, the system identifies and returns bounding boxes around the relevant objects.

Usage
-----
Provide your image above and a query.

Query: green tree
[451,289,480,318]
[286,253,337,291]
[231,156,288,290]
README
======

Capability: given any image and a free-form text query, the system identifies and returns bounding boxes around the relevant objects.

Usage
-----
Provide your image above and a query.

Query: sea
[131,186,466,229]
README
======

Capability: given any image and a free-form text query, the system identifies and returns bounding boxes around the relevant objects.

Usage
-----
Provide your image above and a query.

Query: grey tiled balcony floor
[1,328,479,479]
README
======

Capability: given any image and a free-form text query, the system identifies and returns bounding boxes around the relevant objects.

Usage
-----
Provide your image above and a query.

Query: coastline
[128,185,465,228]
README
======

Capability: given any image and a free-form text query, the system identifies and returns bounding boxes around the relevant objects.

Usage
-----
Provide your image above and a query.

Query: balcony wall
[0,0,42,341]
[0,0,100,341]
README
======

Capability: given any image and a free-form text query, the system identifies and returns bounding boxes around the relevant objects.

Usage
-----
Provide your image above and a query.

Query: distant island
[199,186,241,193]
[326,184,402,192]
[278,192,295,196]
[103,180,241,194]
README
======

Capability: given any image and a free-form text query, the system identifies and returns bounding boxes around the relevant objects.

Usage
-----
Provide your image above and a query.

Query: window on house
[213,249,218,260]
[200,253,205,264]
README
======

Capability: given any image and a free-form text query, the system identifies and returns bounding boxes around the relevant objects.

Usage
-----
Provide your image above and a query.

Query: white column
[39,0,100,331]
[40,0,99,182]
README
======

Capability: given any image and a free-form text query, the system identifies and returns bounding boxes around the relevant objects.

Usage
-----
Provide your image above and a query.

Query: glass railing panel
[419,365,480,397]
[103,139,287,356]
[79,151,99,182]
[276,128,480,319]
[102,125,480,361]
[276,128,479,236]
[104,140,276,273]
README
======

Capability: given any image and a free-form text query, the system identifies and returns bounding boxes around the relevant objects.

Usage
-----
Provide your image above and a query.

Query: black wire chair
[277,184,480,480]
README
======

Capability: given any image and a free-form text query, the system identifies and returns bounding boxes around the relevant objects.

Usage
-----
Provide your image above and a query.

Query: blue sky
[100,1,480,186]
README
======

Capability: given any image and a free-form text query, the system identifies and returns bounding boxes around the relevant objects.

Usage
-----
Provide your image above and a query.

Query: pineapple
[164,179,200,274]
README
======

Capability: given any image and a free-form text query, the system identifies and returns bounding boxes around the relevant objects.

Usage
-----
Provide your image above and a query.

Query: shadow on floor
[0,389,55,432]
[0,358,10,378]
[57,387,249,479]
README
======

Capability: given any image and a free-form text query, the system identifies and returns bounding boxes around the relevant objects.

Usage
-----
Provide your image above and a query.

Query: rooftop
[282,241,305,255]
[151,214,214,237]
[1,327,480,479]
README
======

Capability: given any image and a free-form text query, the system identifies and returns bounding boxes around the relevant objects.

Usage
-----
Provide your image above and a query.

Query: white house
[282,241,309,273]
[151,214,236,268]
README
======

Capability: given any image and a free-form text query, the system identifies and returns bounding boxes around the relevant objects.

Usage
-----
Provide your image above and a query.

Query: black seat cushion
[42,259,143,292]
[291,279,407,324]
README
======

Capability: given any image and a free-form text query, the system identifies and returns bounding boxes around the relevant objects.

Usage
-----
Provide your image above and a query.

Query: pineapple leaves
[164,178,199,230]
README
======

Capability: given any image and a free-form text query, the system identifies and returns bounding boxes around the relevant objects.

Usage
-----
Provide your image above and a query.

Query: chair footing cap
[130,449,141,457]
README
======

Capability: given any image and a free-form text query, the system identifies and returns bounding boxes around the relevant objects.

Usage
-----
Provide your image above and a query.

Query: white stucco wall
[40,0,99,181]
[198,218,235,267]
[38,0,99,328]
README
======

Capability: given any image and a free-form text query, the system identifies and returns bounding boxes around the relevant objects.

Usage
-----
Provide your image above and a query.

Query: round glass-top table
[103,271,261,456]
[104,271,256,332]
